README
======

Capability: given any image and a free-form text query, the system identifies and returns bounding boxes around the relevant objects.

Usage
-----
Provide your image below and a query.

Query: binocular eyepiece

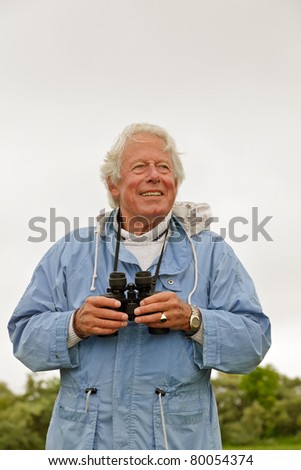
[102,271,169,336]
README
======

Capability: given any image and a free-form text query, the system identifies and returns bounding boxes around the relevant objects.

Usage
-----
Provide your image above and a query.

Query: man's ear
[107,177,120,198]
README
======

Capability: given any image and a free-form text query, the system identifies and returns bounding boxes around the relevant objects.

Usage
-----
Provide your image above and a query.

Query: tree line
[0,364,300,449]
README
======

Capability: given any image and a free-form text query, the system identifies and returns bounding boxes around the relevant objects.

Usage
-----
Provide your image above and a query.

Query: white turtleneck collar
[113,210,172,270]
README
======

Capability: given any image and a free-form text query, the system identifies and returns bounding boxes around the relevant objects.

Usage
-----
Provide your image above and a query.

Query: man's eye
[157,164,171,172]
[132,164,146,172]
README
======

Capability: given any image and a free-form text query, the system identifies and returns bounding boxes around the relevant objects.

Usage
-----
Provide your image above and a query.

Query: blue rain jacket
[8,209,271,450]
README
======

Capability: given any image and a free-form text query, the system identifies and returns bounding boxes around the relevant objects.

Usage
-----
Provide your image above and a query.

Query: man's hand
[134,292,192,332]
[73,296,128,338]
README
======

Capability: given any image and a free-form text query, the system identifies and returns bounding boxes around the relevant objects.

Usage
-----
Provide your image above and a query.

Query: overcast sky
[1,0,300,393]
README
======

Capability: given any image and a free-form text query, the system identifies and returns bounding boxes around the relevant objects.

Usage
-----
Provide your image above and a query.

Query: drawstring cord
[85,387,97,413]
[90,209,120,292]
[187,236,198,304]
[156,388,168,450]
[159,393,169,450]
[90,227,100,291]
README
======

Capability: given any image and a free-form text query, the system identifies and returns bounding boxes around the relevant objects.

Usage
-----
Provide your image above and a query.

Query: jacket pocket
[46,405,98,450]
[153,401,215,450]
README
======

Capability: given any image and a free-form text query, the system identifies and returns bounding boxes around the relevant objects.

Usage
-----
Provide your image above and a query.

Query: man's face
[108,133,178,233]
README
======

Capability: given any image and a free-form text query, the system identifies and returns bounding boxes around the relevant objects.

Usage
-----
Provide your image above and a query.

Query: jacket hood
[172,201,212,236]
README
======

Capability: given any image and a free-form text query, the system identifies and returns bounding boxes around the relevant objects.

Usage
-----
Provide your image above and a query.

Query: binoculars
[102,271,169,336]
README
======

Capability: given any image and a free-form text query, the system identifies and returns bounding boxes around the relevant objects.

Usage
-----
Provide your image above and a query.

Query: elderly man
[8,123,271,450]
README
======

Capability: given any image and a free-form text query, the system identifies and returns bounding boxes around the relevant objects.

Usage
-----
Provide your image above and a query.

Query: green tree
[222,401,266,445]
[240,364,279,409]
[0,376,59,450]
[212,365,301,446]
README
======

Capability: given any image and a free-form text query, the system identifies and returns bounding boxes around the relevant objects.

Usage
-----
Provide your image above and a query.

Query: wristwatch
[189,304,201,333]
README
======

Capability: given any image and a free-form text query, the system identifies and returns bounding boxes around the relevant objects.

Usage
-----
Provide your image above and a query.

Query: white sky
[1,0,300,393]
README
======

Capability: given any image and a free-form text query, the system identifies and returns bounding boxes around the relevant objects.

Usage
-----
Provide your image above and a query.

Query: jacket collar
[96,200,212,238]
[97,208,210,276]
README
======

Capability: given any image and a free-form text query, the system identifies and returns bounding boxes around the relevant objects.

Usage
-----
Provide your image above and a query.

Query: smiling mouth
[141,191,163,197]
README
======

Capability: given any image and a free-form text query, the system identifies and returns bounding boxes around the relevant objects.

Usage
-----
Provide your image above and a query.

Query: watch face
[191,316,200,329]
[189,305,200,331]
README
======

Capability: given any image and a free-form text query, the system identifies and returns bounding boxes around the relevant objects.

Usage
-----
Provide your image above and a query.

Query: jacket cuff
[68,311,83,348]
[189,323,204,345]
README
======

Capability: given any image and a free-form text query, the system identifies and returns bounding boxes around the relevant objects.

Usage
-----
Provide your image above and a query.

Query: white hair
[100,122,185,208]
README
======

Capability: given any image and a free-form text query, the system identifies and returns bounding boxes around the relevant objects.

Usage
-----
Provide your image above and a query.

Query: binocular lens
[109,272,127,290]
[135,271,152,288]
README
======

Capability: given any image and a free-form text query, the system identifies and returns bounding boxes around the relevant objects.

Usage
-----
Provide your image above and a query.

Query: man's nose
[145,163,160,181]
